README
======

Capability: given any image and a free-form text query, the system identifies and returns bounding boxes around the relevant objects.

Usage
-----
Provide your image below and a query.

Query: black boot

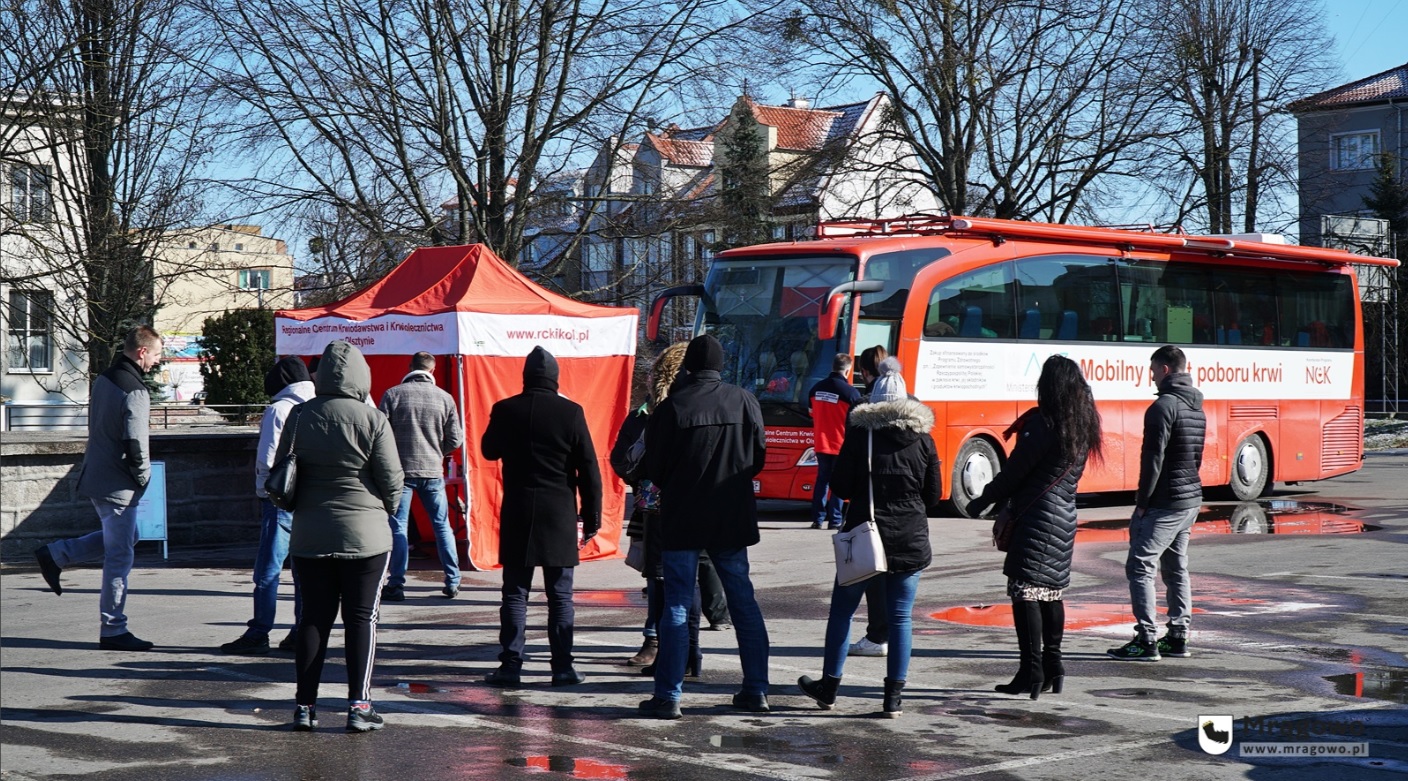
[882,678,905,718]
[626,636,658,667]
[994,599,1044,700]
[1039,600,1065,694]
[797,674,841,710]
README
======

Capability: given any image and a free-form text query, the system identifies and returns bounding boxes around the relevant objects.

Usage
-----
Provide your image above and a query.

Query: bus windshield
[698,256,857,425]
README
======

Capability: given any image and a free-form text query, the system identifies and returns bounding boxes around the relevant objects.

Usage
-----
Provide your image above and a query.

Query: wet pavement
[3,455,1407,780]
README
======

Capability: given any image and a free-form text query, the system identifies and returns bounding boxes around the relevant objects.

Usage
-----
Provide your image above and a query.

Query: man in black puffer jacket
[1108,345,1206,662]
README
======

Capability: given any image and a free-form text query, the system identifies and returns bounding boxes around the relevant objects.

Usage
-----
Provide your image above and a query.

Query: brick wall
[0,430,261,559]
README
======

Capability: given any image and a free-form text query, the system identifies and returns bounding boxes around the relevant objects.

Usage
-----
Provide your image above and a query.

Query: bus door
[858,248,949,393]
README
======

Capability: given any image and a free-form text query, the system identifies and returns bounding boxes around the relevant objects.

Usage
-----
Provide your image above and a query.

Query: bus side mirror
[646,284,706,341]
[817,280,885,341]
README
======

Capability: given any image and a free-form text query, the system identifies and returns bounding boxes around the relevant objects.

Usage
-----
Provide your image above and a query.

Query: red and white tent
[275,244,637,570]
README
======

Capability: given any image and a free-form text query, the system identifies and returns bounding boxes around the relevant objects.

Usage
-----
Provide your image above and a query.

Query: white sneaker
[849,637,888,657]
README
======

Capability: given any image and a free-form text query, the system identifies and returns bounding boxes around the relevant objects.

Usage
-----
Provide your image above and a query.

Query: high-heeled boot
[882,678,905,718]
[1039,599,1065,694]
[626,636,658,667]
[797,674,841,709]
[994,599,1044,699]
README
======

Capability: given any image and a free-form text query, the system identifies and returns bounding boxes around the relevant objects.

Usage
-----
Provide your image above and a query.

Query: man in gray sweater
[34,326,164,651]
[377,352,466,600]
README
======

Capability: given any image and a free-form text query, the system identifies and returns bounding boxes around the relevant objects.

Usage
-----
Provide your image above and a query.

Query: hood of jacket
[523,346,560,392]
[848,398,935,437]
[314,340,372,400]
[265,356,312,396]
[1158,372,1204,410]
[272,379,316,405]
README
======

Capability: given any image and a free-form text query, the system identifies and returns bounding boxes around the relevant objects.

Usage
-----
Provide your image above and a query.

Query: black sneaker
[346,703,385,733]
[34,546,63,595]
[1157,634,1191,658]
[809,521,824,530]
[278,630,297,653]
[1106,636,1161,662]
[99,632,154,652]
[442,585,459,599]
[483,667,522,688]
[220,634,270,655]
[638,696,682,720]
[731,692,770,712]
[293,705,318,731]
[551,669,586,687]
[381,585,405,602]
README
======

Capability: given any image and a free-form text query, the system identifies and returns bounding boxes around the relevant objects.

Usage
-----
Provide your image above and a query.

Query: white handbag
[832,431,888,586]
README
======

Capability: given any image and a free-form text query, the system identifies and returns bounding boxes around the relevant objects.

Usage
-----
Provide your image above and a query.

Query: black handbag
[264,408,303,511]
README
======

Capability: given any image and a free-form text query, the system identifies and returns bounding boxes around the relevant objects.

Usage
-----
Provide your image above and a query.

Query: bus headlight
[797,447,817,467]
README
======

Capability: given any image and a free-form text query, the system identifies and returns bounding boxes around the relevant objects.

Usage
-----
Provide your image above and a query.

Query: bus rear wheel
[1229,435,1271,501]
[950,438,1001,518]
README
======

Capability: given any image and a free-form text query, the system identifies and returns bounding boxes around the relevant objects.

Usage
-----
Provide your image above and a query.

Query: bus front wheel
[950,438,1001,518]
[1229,435,1271,501]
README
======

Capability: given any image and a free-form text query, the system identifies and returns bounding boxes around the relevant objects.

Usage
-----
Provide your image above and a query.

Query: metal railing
[2,401,269,432]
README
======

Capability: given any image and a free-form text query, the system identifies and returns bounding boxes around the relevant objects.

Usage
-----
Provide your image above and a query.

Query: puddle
[1076,501,1377,543]
[389,682,445,694]
[572,590,641,608]
[1325,669,1408,704]
[505,756,629,779]
[710,735,786,750]
[931,602,1207,630]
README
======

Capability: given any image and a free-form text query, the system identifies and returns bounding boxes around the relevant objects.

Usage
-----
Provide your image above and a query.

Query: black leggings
[292,553,389,705]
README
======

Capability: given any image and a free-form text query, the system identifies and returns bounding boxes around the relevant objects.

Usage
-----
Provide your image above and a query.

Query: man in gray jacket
[378,352,465,600]
[220,357,315,655]
[34,326,164,651]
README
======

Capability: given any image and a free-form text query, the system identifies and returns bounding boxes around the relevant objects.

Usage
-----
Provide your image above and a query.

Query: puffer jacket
[830,398,941,573]
[1137,372,1206,510]
[970,414,1086,590]
[284,341,404,559]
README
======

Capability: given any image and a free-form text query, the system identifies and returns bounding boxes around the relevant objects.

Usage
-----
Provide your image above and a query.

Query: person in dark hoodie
[34,326,163,652]
[220,357,316,655]
[480,346,602,688]
[1107,345,1206,662]
[797,368,940,718]
[966,355,1104,700]
[638,334,769,720]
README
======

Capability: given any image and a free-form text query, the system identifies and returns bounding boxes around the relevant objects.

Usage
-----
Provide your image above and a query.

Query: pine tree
[717,107,772,249]
[1363,153,1408,259]
[199,309,277,408]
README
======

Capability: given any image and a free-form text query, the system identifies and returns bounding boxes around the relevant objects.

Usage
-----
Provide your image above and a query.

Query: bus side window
[924,264,1016,340]
[1120,260,1215,345]
[1014,254,1117,341]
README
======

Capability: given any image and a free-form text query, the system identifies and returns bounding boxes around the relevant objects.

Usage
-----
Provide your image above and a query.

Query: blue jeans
[48,499,138,637]
[811,453,844,527]
[388,477,459,590]
[656,547,769,702]
[822,569,922,682]
[247,499,301,637]
[1126,506,1199,642]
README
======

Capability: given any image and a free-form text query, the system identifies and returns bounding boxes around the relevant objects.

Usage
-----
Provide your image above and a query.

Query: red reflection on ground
[518,756,629,779]
[931,602,1209,630]
[572,590,641,607]
[1074,501,1370,544]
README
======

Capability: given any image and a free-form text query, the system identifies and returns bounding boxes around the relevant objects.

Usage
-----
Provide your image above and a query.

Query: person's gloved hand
[965,497,992,518]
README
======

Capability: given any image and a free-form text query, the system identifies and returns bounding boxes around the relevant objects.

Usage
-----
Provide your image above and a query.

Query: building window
[7,290,54,371]
[239,269,272,289]
[1330,131,1379,171]
[234,242,244,251]
[10,164,52,224]
[187,241,198,249]
[582,241,615,290]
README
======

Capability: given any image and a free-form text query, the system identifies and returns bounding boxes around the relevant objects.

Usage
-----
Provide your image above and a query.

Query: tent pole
[454,353,477,571]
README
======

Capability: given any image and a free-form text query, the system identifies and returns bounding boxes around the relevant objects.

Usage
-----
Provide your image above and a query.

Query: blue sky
[1324,0,1408,82]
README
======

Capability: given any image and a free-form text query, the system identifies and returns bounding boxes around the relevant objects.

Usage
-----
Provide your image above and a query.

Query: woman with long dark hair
[966,355,1103,700]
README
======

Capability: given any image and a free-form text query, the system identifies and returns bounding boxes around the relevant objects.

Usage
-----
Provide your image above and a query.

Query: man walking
[34,326,164,651]
[221,357,315,655]
[1108,345,1206,662]
[378,352,466,600]
[639,334,770,719]
[481,346,600,687]
[807,353,860,530]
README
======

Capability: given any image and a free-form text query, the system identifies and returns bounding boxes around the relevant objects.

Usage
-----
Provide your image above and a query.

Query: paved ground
[2,455,1406,780]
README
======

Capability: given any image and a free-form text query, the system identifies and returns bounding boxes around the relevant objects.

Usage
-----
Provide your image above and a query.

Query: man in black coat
[638,334,770,719]
[480,346,602,687]
[1108,345,1206,662]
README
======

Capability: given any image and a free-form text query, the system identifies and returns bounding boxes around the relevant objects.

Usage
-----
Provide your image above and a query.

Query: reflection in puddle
[930,602,1207,630]
[1075,500,1377,543]
[506,756,629,779]
[1325,669,1408,704]
[573,590,641,608]
[390,682,444,694]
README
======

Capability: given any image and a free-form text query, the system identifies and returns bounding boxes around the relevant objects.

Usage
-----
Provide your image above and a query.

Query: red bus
[647,215,1398,516]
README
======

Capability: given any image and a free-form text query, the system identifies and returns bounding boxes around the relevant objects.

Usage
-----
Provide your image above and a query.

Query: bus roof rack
[812,214,1399,267]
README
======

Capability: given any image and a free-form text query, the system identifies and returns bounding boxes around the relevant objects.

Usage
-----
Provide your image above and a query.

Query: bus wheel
[1229,435,1271,501]
[950,438,1000,518]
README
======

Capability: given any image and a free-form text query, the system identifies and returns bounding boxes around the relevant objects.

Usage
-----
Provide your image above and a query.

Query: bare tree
[205,0,768,281]
[778,0,1169,222]
[2,0,220,392]
[1142,0,1335,234]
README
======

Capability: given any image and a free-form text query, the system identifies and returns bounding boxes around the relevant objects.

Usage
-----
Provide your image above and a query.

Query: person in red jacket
[807,354,861,529]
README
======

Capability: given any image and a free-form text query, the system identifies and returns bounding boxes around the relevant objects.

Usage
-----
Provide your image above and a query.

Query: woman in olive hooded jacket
[279,340,403,733]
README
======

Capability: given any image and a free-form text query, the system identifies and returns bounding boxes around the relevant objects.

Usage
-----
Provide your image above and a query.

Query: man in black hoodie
[639,334,770,719]
[481,346,601,688]
[1108,345,1207,662]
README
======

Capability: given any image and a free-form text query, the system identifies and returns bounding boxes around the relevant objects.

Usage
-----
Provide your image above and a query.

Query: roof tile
[1292,62,1408,111]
